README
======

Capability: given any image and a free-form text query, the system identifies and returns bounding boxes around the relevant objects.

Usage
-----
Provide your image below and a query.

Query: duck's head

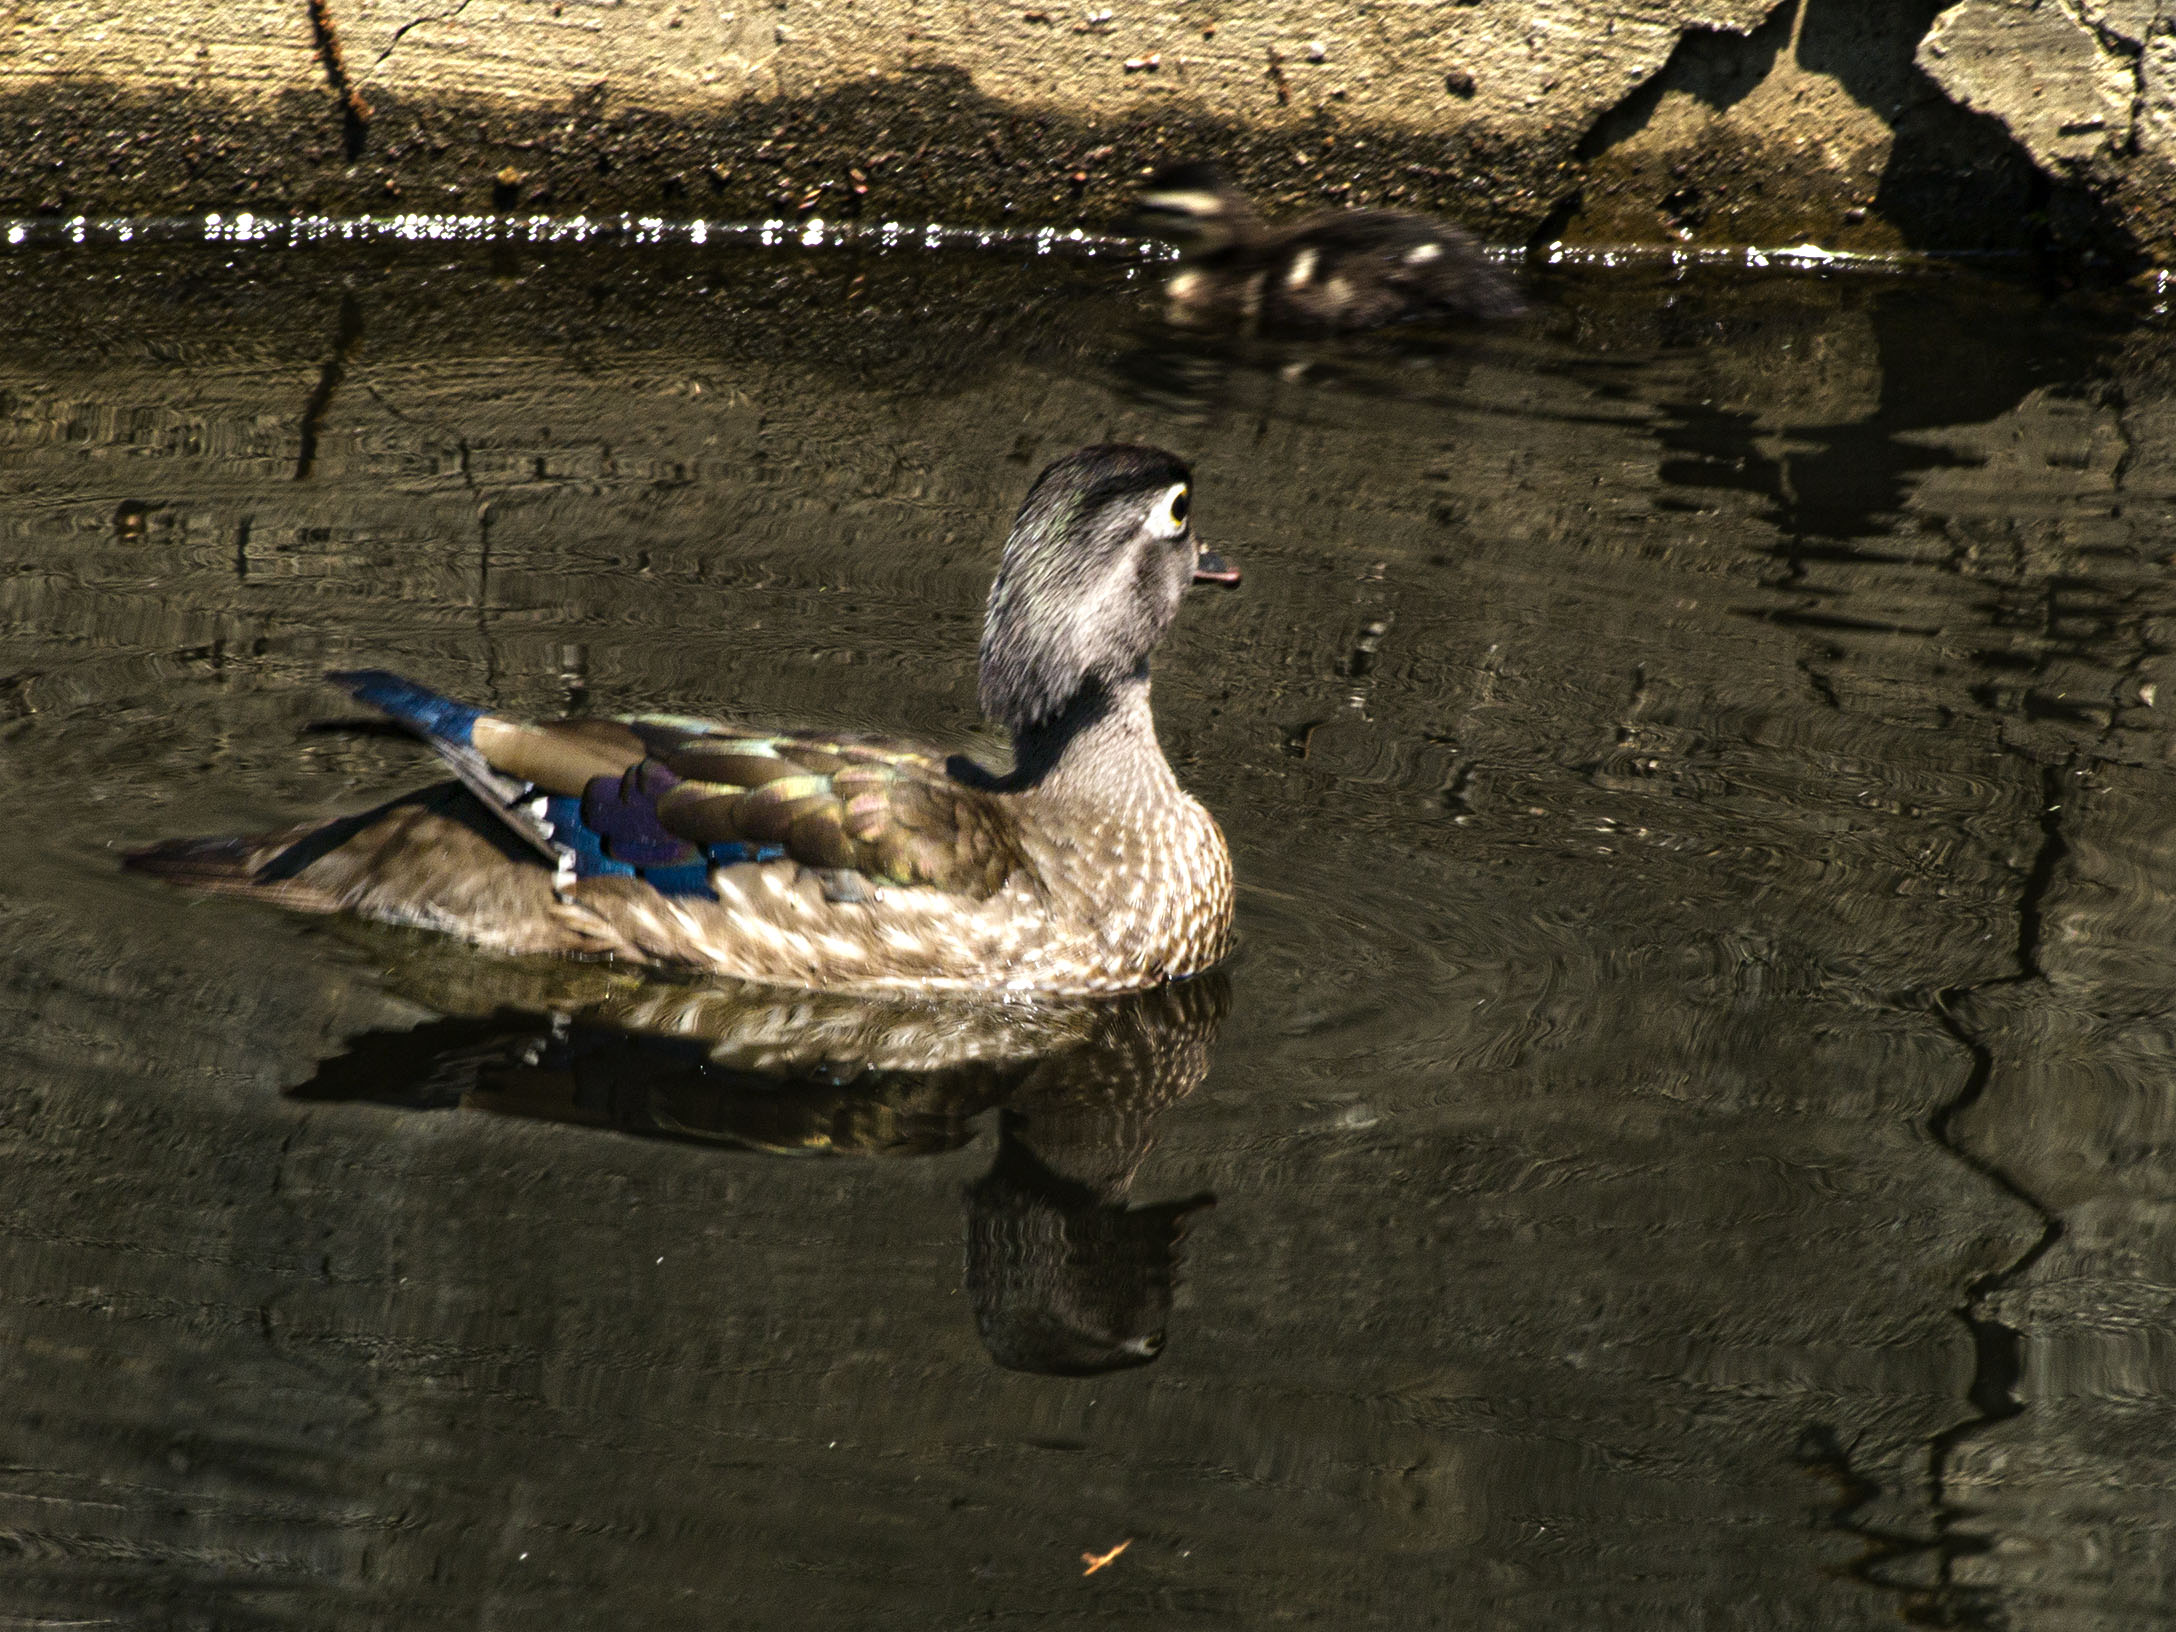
[979,444,1238,734]
[1129,161,1255,253]
[966,1132,1214,1376]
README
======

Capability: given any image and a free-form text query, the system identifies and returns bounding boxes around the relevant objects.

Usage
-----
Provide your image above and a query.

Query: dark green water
[2,235,2173,1628]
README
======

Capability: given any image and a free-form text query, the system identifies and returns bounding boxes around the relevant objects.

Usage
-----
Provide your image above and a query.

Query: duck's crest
[977,444,1192,735]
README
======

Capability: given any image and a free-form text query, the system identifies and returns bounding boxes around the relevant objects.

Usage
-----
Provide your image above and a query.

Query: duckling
[127,445,1241,998]
[1132,160,1524,334]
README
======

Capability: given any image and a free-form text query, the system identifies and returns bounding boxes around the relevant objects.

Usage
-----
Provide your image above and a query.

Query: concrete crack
[375,17,428,69]
[375,1,472,71]
[1543,0,1797,245]
[294,293,366,482]
[307,0,374,160]
[2065,0,2149,157]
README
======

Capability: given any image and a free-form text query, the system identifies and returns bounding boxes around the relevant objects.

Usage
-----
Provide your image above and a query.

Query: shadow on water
[1644,280,2123,546]
[291,963,1228,1378]
[3,233,2176,1628]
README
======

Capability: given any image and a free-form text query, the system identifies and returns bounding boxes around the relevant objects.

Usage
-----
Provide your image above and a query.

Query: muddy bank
[1,0,2169,264]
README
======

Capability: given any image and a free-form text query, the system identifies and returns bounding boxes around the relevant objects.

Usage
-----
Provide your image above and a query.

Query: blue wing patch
[703,842,789,865]
[580,762,696,868]
[544,795,637,880]
[540,788,784,900]
[329,668,789,903]
[329,669,485,746]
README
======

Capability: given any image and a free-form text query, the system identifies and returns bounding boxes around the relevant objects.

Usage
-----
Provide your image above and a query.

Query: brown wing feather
[646,729,1021,896]
[471,716,648,794]
[464,708,1020,898]
[1256,209,1521,330]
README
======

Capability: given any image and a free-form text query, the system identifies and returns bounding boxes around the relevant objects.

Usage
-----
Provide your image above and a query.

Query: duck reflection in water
[291,954,1226,1376]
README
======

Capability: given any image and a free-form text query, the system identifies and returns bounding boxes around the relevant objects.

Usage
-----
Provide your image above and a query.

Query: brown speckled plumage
[128,445,1238,998]
[1134,161,1525,334]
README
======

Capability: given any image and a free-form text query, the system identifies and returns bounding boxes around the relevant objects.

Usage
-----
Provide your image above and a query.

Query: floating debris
[1081,1539,1132,1576]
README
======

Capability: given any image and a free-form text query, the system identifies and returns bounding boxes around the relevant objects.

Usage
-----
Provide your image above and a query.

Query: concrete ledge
[0,0,2167,262]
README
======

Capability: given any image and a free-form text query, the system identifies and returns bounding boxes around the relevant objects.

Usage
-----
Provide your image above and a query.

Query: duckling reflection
[291,953,1227,1375]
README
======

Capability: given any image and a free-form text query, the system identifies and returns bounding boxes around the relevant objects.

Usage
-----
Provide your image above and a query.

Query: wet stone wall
[3,0,2174,265]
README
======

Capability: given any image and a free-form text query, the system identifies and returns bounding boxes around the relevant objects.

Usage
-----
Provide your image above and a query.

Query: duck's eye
[1146,483,1191,539]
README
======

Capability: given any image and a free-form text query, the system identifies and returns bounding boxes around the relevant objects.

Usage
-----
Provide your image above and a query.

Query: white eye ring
[1145,483,1191,539]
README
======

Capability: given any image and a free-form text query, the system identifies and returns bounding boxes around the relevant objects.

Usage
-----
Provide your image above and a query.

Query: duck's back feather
[330,669,1020,903]
[564,722,1020,898]
[1156,193,1523,333]
[1247,210,1520,330]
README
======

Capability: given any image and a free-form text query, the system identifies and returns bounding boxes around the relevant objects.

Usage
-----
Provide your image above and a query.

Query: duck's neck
[1008,668,1179,810]
[1189,204,1262,259]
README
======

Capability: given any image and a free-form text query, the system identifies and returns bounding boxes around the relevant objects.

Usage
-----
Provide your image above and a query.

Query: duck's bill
[1192,549,1242,588]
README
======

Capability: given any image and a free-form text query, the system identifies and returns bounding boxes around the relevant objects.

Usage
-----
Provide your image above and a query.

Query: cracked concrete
[0,0,2168,260]
[1918,0,2176,256]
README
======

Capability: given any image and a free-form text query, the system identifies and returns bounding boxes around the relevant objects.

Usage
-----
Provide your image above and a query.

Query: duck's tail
[122,824,355,913]
[126,668,571,891]
[124,782,568,947]
[327,670,559,860]
[124,669,513,909]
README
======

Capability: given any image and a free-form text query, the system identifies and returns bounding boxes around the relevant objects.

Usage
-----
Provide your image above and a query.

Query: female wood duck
[128,445,1242,998]
[1132,160,1524,334]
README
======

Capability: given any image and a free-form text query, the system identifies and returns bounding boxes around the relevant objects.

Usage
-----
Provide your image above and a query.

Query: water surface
[2,235,2173,1628]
